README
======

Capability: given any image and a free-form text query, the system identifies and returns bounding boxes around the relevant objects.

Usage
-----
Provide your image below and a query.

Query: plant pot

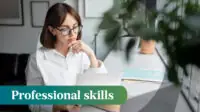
[140,39,155,54]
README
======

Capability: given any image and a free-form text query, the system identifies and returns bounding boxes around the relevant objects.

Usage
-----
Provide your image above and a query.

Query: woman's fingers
[53,105,73,112]
[71,41,83,53]
[72,45,80,53]
[69,40,91,54]
[68,40,78,47]
[69,105,81,112]
[66,105,75,110]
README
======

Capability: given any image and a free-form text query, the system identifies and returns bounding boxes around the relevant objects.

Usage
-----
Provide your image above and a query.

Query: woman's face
[50,14,80,46]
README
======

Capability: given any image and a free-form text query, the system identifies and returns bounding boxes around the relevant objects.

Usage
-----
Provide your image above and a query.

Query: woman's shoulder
[30,47,49,59]
[37,46,49,54]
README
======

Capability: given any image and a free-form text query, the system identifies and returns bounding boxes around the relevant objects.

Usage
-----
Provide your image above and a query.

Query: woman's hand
[68,40,94,56]
[68,40,99,68]
[95,105,121,112]
[53,105,80,112]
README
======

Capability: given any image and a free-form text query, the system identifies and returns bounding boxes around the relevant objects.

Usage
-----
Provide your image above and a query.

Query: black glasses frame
[56,25,83,36]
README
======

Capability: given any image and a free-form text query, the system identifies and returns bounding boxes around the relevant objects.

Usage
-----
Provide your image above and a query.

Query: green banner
[0,86,127,105]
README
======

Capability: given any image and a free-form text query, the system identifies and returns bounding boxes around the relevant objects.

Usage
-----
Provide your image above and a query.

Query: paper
[122,68,166,82]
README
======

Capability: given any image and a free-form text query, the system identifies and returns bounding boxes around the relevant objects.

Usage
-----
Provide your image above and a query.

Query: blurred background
[0,0,200,112]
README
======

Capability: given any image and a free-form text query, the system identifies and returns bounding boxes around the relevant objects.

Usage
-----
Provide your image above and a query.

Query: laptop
[76,72,123,112]
[76,72,122,86]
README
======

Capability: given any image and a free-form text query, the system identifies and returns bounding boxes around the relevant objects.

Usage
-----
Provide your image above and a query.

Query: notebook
[122,68,166,82]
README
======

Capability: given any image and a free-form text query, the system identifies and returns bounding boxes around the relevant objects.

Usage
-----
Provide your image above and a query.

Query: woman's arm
[26,52,80,112]
[26,53,53,112]
[94,105,120,112]
[88,52,99,68]
[81,52,107,74]
[26,53,44,85]
[69,40,107,72]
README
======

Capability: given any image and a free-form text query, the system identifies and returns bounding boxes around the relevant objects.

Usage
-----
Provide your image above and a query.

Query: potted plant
[98,0,200,85]
[140,39,155,54]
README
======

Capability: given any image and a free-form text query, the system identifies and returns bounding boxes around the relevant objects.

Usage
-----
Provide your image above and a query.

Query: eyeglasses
[56,25,82,36]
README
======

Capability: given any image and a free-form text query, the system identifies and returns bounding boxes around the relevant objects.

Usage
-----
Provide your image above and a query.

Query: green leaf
[126,0,138,13]
[118,12,132,19]
[183,14,200,31]
[164,6,179,18]
[167,66,180,85]
[127,22,145,35]
[146,10,158,24]
[98,12,120,29]
[185,1,200,16]
[98,0,123,30]
[125,38,136,61]
[121,0,144,17]
[110,0,122,15]
[163,0,178,10]
[135,27,162,42]
[103,26,122,50]
[97,0,200,86]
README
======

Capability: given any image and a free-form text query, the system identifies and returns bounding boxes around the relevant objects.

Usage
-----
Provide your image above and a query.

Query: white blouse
[25,47,107,112]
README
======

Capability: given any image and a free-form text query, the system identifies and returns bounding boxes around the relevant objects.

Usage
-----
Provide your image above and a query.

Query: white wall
[0,0,165,60]
[0,0,111,60]
[0,0,66,54]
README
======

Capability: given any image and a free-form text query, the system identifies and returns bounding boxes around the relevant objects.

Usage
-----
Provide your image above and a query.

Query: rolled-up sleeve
[81,53,107,74]
[25,53,53,112]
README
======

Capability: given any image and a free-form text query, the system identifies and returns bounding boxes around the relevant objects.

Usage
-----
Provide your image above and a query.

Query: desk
[80,81,171,112]
[80,50,170,112]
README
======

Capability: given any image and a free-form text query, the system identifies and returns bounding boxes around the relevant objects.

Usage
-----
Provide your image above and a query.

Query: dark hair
[40,3,82,49]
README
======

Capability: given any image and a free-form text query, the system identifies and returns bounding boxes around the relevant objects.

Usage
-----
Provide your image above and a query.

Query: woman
[25,3,120,112]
